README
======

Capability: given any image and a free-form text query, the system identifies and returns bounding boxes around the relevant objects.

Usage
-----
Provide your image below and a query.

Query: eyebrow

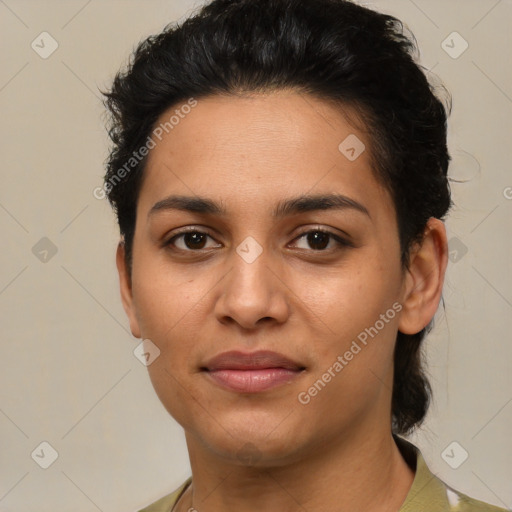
[148,193,370,219]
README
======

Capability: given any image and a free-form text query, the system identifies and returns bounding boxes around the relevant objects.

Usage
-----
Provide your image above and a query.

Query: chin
[191,415,310,467]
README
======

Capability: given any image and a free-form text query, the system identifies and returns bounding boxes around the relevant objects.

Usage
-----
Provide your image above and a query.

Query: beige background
[0,0,511,510]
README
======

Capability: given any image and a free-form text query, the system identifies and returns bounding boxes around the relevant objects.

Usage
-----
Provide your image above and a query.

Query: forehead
[138,91,393,220]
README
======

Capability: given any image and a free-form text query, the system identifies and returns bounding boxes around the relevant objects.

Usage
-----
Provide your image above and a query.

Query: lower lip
[205,368,302,393]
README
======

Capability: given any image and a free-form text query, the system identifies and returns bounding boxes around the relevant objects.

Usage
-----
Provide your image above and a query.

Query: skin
[117,90,448,512]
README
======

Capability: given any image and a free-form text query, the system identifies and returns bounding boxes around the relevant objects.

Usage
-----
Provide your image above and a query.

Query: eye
[291,229,351,251]
[165,230,221,251]
[164,227,352,253]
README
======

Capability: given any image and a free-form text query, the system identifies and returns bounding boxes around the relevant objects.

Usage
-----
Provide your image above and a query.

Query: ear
[398,218,448,335]
[116,241,142,339]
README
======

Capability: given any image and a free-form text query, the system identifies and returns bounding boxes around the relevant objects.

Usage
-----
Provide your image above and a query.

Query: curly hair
[102,0,452,435]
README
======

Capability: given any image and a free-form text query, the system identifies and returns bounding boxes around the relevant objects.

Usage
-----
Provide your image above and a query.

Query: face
[119,90,422,466]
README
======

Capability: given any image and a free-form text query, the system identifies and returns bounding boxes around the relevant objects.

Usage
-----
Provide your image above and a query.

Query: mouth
[201,350,306,393]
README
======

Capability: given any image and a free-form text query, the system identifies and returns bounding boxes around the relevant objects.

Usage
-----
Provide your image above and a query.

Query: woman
[102,0,507,510]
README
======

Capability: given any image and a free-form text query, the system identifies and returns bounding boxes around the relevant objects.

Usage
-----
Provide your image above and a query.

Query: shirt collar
[395,434,455,511]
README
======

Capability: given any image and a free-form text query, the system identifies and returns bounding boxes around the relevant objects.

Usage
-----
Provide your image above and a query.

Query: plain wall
[0,0,511,510]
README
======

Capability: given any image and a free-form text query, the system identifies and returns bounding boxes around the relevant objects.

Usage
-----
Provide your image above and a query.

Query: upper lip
[202,350,305,371]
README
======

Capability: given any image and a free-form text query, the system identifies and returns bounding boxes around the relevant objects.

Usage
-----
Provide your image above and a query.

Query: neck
[176,427,415,512]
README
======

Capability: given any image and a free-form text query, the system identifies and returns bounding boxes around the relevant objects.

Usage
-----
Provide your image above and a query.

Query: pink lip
[202,350,305,393]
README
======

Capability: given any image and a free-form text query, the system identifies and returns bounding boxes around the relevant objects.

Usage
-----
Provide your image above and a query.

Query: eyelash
[164,227,353,253]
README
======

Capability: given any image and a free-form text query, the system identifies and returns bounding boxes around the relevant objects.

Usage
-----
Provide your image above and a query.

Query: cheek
[131,255,197,337]
[131,270,209,425]
[130,263,217,394]
[144,359,201,431]
[296,259,401,344]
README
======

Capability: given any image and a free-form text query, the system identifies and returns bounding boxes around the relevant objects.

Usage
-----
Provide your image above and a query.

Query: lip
[201,350,305,393]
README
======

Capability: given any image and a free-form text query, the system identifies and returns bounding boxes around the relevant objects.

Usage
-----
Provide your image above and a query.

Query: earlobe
[398,218,448,335]
[116,241,142,339]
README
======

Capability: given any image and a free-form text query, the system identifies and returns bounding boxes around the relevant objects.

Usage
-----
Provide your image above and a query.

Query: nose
[213,239,290,330]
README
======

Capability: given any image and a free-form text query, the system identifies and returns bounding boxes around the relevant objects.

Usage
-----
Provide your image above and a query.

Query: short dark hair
[103,0,452,435]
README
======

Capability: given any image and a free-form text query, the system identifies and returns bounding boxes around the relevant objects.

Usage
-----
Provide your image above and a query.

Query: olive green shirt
[138,437,508,511]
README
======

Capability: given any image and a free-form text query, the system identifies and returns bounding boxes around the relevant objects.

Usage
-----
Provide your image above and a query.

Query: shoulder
[137,477,192,512]
[445,486,509,511]
[396,436,508,512]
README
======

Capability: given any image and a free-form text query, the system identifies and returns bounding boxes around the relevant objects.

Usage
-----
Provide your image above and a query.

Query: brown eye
[306,231,330,250]
[166,231,221,251]
[182,232,207,249]
[292,229,351,251]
